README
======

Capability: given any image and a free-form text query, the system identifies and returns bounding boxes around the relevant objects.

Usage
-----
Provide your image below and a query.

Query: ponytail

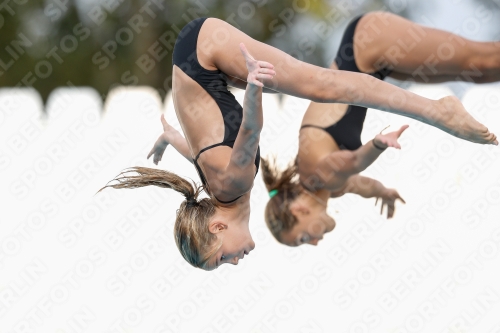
[99,167,220,269]
[261,156,303,242]
[98,166,200,201]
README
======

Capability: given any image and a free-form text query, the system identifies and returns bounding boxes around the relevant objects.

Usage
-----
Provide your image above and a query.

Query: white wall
[1,84,500,333]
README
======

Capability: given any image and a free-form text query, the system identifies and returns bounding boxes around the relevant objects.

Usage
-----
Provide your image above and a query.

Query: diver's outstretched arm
[314,125,409,191]
[334,175,405,219]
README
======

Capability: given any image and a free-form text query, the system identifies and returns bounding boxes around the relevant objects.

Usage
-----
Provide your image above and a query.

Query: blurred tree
[0,0,412,104]
[0,1,45,92]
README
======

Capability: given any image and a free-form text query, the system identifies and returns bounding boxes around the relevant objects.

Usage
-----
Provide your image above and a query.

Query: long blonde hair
[261,157,303,243]
[98,167,220,269]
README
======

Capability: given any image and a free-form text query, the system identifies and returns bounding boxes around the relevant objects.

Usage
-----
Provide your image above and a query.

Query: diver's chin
[326,219,336,233]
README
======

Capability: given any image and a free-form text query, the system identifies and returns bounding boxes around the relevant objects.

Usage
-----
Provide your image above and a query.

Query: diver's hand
[147,114,173,165]
[239,43,276,87]
[375,188,405,219]
[373,125,409,150]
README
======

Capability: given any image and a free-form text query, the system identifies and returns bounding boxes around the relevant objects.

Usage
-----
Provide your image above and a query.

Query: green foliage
[0,0,393,102]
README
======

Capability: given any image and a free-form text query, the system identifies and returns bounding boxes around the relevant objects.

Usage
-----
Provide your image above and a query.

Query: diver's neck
[217,193,251,222]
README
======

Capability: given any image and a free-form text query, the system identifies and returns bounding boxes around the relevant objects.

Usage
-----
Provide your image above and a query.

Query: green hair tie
[269,189,278,198]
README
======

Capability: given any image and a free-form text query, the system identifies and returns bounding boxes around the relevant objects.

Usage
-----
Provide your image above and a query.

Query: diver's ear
[289,201,310,217]
[208,220,228,234]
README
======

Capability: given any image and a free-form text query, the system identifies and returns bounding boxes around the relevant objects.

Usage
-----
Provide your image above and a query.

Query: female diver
[262,11,500,247]
[101,15,497,270]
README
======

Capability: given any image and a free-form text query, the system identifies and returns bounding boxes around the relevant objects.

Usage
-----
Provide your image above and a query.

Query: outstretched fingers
[239,43,255,61]
[152,149,164,165]
[256,73,275,81]
[397,125,410,137]
[390,141,402,149]
[239,43,276,87]
[147,136,169,165]
[258,61,274,69]
[147,148,154,160]
[258,66,276,81]
[258,68,275,75]
[250,80,265,88]
[147,149,162,165]
[147,148,160,165]
[387,203,395,219]
[379,137,401,149]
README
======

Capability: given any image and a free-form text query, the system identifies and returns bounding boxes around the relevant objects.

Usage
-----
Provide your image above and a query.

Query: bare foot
[433,96,498,145]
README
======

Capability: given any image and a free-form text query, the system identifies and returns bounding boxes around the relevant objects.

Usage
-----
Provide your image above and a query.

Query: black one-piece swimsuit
[300,15,393,150]
[172,17,260,204]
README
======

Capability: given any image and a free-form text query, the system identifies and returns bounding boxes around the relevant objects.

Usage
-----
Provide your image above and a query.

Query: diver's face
[280,207,336,247]
[205,202,255,270]
[210,225,255,269]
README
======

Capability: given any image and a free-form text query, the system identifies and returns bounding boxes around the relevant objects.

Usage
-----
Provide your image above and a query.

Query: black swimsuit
[172,17,260,204]
[300,15,392,150]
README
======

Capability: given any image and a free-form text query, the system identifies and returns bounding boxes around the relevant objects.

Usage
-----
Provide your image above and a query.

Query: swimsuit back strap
[214,194,242,204]
[194,142,226,161]
[300,124,326,131]
[193,142,242,204]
